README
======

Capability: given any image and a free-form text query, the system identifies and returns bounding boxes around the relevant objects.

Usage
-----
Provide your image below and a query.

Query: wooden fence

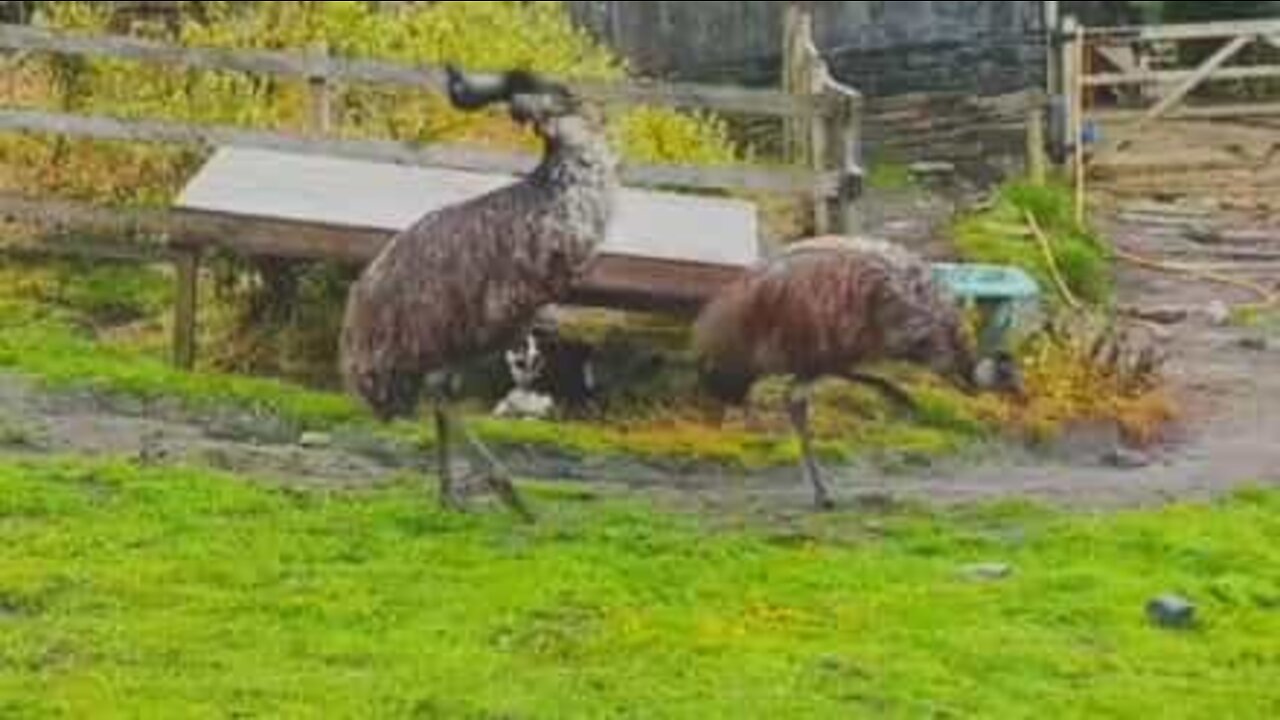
[1059,16,1280,214]
[0,20,865,367]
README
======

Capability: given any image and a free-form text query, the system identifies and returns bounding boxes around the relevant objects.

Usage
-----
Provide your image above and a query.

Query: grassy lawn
[1,456,1277,718]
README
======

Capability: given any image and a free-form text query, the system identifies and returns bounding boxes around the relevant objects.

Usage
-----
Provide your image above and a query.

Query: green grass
[0,456,1277,718]
[954,180,1114,309]
[1232,307,1280,336]
[0,275,994,470]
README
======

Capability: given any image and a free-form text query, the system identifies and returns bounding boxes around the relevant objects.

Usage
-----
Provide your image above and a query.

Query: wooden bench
[170,146,763,368]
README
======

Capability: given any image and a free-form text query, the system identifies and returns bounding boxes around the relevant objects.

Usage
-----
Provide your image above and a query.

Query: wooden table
[170,147,762,368]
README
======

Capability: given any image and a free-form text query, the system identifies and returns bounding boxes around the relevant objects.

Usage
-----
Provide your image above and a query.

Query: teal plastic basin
[930,263,1042,353]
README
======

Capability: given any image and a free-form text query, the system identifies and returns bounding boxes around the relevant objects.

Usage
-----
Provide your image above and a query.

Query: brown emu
[693,235,1025,509]
[339,65,618,520]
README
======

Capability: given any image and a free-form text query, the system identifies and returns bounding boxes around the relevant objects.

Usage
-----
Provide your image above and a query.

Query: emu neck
[531,116,616,198]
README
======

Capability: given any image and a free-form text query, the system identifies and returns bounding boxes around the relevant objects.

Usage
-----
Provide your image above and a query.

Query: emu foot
[813,492,837,512]
[484,471,536,524]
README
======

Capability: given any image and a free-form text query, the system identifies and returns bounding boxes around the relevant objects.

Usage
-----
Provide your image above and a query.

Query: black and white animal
[693,235,1025,509]
[340,65,618,521]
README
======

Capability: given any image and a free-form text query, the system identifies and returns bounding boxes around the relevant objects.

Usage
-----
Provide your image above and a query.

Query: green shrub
[953,180,1113,309]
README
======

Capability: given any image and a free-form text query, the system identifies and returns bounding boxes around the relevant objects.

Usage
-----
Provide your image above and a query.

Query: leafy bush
[954,180,1114,309]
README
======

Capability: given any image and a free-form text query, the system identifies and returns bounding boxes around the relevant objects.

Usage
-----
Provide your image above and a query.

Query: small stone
[1239,336,1269,352]
[299,432,333,450]
[1122,305,1189,325]
[909,160,956,177]
[1148,595,1197,629]
[1205,301,1232,326]
[1104,447,1154,470]
[960,563,1014,582]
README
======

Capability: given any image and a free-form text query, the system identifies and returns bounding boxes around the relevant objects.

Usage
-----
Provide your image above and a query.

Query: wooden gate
[1061,17,1280,212]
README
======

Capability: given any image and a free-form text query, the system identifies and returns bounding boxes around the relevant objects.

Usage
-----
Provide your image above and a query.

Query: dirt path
[2,209,1277,512]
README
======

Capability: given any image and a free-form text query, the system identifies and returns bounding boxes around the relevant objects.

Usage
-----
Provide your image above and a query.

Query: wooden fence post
[823,82,863,234]
[1026,92,1047,186]
[1071,19,1087,224]
[307,41,331,136]
[788,1,864,236]
[783,1,816,166]
[172,246,200,370]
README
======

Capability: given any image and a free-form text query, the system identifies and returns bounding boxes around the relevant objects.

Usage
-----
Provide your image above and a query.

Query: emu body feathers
[694,236,977,401]
[340,71,617,422]
[339,67,617,520]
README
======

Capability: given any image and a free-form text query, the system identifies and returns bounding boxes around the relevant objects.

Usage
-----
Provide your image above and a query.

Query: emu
[340,65,618,521]
[693,235,1025,509]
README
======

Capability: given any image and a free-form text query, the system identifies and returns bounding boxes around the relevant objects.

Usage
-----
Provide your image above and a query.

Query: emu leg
[841,371,919,417]
[786,382,835,511]
[434,405,467,512]
[457,418,535,523]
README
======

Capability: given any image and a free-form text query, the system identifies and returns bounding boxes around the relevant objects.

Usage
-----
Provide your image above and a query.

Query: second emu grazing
[340,66,617,521]
[693,236,1026,509]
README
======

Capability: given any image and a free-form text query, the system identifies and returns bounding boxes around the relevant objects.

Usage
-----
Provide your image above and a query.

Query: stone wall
[568,1,1049,96]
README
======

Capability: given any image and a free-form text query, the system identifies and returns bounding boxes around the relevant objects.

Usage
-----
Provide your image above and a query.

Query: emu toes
[813,493,837,512]
[485,473,537,524]
[503,492,537,524]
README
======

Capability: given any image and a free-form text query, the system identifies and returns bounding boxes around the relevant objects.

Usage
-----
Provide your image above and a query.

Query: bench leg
[173,248,200,370]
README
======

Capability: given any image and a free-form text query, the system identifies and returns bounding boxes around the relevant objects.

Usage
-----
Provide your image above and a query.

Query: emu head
[444,65,581,135]
[917,313,1027,401]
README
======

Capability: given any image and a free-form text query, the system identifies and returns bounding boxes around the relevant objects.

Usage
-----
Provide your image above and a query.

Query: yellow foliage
[3,1,741,209]
[1006,329,1177,447]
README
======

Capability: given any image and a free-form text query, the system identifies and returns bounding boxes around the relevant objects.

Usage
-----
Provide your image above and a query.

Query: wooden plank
[567,255,744,315]
[176,147,762,267]
[1071,18,1086,223]
[172,247,198,370]
[1086,64,1280,88]
[0,190,385,260]
[1138,34,1252,128]
[0,190,195,245]
[0,108,835,194]
[1026,99,1046,185]
[1093,45,1138,74]
[1093,102,1280,123]
[0,24,820,118]
[174,209,391,262]
[0,192,747,315]
[1086,19,1280,42]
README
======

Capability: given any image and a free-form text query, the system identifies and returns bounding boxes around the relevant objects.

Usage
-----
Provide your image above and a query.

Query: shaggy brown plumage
[339,66,618,519]
[693,235,1024,508]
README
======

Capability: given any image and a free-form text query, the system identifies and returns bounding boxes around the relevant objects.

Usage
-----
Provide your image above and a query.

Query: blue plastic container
[930,263,1042,353]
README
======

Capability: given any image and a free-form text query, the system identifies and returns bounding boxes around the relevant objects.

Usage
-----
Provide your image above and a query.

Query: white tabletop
[177,147,761,267]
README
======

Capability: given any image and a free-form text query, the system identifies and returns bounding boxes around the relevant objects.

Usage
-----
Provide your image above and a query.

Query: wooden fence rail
[0,23,833,118]
[0,108,836,195]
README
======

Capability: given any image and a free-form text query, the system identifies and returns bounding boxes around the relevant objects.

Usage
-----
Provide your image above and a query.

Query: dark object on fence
[339,66,618,521]
[693,236,1027,509]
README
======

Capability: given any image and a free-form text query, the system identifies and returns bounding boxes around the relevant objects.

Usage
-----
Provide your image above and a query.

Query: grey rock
[1239,336,1269,352]
[1147,595,1197,629]
[1205,301,1233,327]
[960,563,1014,582]
[1104,447,1154,470]
[298,431,333,450]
